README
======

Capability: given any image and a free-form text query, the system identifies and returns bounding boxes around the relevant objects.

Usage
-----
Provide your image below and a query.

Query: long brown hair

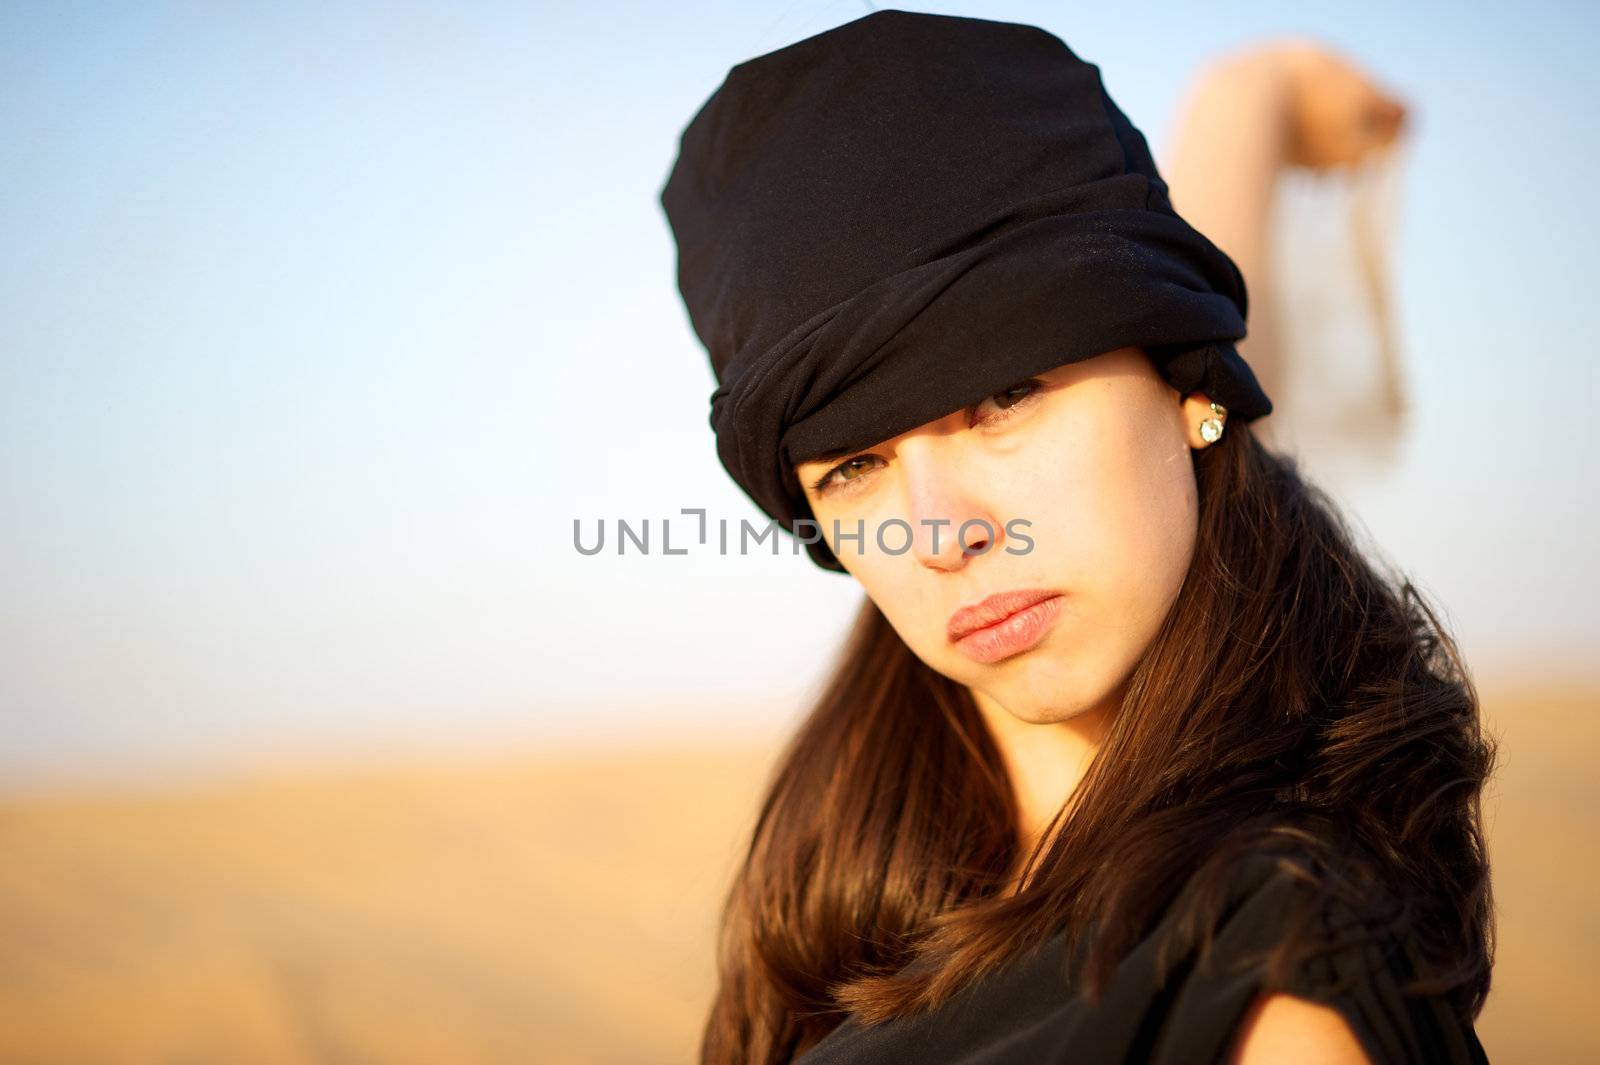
[700,418,1497,1065]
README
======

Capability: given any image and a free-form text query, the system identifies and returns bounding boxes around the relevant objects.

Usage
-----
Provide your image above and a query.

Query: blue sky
[3,1,1596,784]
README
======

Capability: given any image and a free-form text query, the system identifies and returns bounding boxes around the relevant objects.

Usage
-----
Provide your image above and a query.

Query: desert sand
[0,683,1592,1064]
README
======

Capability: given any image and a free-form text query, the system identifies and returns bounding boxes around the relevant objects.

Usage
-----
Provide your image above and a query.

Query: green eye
[835,457,875,480]
[973,379,1044,425]
[993,383,1034,408]
[811,454,883,494]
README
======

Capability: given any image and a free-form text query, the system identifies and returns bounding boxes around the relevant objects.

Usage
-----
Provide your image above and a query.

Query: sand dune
[0,685,1592,1063]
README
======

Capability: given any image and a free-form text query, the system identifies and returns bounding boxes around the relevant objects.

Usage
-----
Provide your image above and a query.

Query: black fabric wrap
[658,9,1273,571]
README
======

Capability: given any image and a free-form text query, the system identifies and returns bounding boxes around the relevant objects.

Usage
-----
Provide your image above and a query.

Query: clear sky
[3,1,1596,785]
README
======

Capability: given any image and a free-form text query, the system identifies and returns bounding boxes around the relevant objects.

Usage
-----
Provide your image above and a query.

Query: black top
[792,852,1489,1064]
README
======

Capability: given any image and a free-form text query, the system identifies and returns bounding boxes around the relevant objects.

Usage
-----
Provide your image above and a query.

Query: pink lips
[947,589,1066,665]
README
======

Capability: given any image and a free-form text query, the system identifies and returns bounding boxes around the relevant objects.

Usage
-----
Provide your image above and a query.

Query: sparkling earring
[1199,400,1228,443]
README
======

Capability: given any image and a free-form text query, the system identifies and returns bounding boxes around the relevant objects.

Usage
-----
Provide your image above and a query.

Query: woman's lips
[947,590,1066,665]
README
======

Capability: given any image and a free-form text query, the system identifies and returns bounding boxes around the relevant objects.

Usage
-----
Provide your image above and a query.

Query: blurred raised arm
[1162,40,1409,417]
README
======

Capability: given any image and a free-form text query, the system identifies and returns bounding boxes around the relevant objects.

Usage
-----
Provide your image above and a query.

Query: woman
[657,10,1492,1065]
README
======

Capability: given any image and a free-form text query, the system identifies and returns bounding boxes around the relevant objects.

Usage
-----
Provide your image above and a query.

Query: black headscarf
[659,8,1272,571]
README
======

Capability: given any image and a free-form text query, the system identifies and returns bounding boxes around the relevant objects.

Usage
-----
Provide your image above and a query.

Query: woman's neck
[969,685,1120,862]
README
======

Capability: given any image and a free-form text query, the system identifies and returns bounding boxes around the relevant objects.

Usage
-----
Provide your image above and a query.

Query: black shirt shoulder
[1151,850,1490,1064]
[793,849,1489,1065]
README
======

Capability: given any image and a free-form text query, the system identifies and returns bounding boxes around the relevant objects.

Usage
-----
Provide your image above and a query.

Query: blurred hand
[1262,38,1410,170]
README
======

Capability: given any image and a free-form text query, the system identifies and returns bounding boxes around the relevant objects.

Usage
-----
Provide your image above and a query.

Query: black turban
[658,8,1272,572]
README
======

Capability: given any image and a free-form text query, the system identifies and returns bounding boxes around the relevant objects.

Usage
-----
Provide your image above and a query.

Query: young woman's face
[794,346,1223,728]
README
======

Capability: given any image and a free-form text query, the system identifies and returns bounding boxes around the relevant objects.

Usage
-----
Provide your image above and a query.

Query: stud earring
[1199,400,1228,443]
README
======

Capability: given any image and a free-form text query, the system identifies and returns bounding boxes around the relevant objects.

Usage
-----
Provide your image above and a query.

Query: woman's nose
[899,448,1003,570]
